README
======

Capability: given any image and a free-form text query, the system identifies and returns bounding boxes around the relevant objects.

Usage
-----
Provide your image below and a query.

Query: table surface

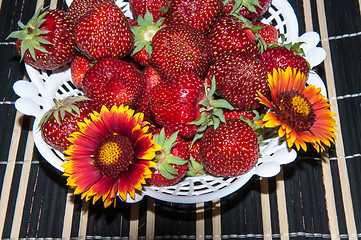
[1,0,361,239]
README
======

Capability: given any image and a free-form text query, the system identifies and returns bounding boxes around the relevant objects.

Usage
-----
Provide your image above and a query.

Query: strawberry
[149,72,205,139]
[74,1,134,60]
[150,23,212,80]
[131,10,166,67]
[223,109,255,121]
[129,0,169,22]
[136,66,164,123]
[200,118,260,177]
[239,0,271,19]
[206,53,269,111]
[81,57,144,109]
[224,0,272,19]
[148,128,190,187]
[70,52,93,89]
[67,0,113,25]
[7,7,76,70]
[165,0,223,34]
[252,21,278,45]
[39,96,96,153]
[187,140,201,163]
[259,43,310,78]
[208,14,259,61]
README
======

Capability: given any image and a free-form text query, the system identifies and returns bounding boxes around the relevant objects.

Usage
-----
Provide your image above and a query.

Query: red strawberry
[148,128,190,187]
[259,44,310,78]
[81,57,144,109]
[239,0,271,18]
[223,109,255,121]
[150,23,212,80]
[149,72,205,139]
[224,0,271,19]
[70,52,93,89]
[74,1,134,60]
[200,118,260,177]
[131,10,166,67]
[7,7,76,70]
[67,0,113,25]
[129,0,169,22]
[187,140,201,163]
[136,66,164,123]
[165,0,223,34]
[206,53,269,111]
[252,21,278,45]
[208,15,259,61]
[40,96,96,153]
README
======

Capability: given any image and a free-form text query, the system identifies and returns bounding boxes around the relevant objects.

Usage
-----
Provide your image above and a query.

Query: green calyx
[268,36,311,69]
[152,129,188,180]
[269,35,306,55]
[240,0,262,14]
[38,95,90,127]
[186,156,207,177]
[7,6,52,61]
[189,77,235,145]
[225,0,262,14]
[131,9,165,56]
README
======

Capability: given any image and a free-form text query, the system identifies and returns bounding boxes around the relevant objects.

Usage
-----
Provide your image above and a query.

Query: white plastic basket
[13,0,326,203]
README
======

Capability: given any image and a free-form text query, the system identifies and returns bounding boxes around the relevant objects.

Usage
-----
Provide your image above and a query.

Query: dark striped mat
[1,0,361,239]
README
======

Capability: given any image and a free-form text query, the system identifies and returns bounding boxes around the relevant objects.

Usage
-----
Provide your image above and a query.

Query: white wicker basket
[13,0,326,203]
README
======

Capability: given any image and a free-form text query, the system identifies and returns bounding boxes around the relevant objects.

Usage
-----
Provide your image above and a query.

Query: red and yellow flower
[62,105,161,207]
[256,67,337,152]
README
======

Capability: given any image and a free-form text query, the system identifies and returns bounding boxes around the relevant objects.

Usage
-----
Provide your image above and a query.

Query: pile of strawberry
[9,0,310,187]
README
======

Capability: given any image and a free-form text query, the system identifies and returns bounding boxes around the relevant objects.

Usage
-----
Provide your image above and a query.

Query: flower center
[276,90,316,132]
[93,134,134,178]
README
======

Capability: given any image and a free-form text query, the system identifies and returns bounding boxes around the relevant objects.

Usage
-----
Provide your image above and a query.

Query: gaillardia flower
[256,67,337,152]
[62,105,161,207]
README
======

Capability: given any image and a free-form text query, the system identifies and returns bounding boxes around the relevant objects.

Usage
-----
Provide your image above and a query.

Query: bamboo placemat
[1,0,361,239]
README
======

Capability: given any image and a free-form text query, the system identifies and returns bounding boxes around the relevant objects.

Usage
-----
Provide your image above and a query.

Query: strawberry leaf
[154,128,166,148]
[196,122,208,132]
[159,7,168,13]
[191,132,204,146]
[167,155,188,165]
[211,99,235,110]
[188,112,207,126]
[144,9,154,23]
[242,0,262,14]
[187,156,207,177]
[198,99,209,107]
[212,108,226,123]
[159,162,176,179]
[164,131,179,151]
[54,110,61,125]
[212,116,221,129]
[208,76,217,98]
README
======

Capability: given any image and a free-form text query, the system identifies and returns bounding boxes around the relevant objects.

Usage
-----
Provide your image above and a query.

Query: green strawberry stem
[152,129,188,180]
[131,9,165,56]
[38,96,90,127]
[189,76,235,145]
[267,36,312,68]
[7,6,52,61]
[186,156,207,177]
[225,0,262,14]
